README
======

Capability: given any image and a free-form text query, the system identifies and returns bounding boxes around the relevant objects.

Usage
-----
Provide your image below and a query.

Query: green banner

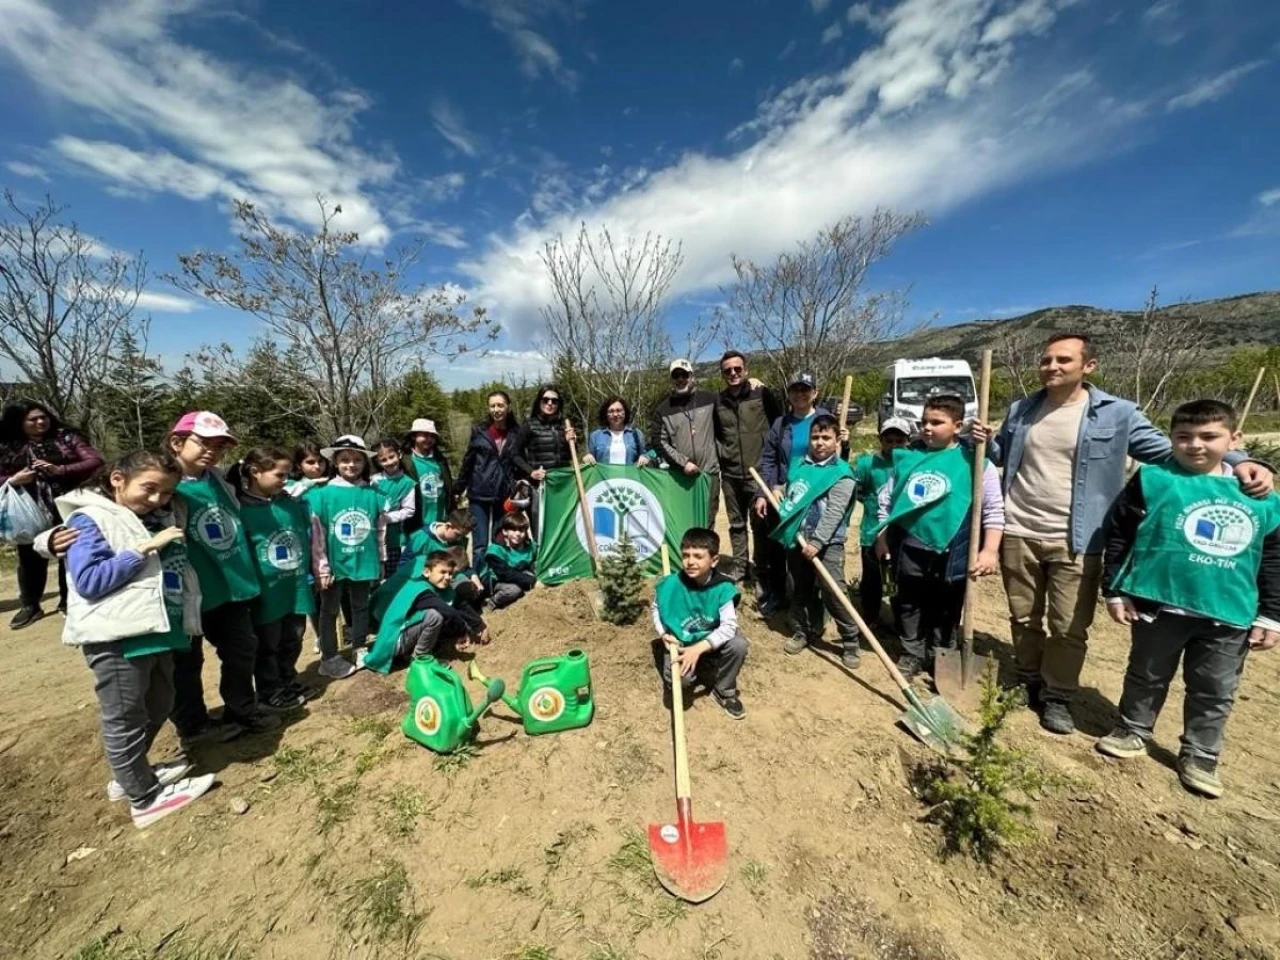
[536,465,710,584]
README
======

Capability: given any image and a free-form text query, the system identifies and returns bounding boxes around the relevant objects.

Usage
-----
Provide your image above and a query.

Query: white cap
[879,417,913,436]
[669,358,694,374]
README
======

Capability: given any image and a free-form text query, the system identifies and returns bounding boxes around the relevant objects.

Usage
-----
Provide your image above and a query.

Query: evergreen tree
[101,330,171,450]
[598,534,647,626]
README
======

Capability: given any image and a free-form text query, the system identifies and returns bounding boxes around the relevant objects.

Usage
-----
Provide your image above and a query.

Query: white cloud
[1259,188,1280,207]
[728,56,745,75]
[810,0,832,11]
[1166,60,1267,112]
[135,289,200,314]
[461,0,1099,344]
[5,160,49,181]
[422,171,467,202]
[1141,0,1184,45]
[430,98,480,157]
[821,22,843,44]
[436,348,550,388]
[463,0,580,90]
[0,0,397,245]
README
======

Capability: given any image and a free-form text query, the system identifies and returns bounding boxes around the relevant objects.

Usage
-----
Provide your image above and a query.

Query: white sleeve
[651,596,666,638]
[704,599,738,651]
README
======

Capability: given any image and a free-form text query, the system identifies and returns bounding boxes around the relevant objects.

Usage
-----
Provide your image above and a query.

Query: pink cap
[171,411,236,441]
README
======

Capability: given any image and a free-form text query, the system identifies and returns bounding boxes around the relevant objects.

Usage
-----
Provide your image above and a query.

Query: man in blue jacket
[972,333,1273,735]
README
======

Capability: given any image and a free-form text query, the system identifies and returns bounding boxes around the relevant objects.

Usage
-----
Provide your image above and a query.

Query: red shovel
[649,547,728,902]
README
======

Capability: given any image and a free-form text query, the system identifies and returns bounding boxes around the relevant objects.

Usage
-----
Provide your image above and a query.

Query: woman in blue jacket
[583,396,651,467]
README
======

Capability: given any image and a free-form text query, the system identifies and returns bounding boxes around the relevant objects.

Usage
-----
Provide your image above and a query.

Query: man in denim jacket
[972,333,1274,735]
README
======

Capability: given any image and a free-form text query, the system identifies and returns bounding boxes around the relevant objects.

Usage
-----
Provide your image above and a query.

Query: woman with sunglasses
[512,385,578,533]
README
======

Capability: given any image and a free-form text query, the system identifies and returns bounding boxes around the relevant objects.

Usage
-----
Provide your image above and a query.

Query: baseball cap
[407,418,439,436]
[669,358,694,375]
[171,411,236,442]
[787,372,817,390]
[879,417,913,436]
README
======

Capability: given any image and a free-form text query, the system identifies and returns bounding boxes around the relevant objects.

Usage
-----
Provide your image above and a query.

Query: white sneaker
[318,655,356,679]
[108,759,193,802]
[130,773,215,829]
[354,648,370,671]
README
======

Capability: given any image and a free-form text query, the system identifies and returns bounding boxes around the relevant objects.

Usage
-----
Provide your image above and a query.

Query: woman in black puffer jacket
[512,385,578,533]
[456,390,521,566]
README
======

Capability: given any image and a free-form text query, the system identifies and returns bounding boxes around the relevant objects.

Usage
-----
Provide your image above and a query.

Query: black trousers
[721,474,784,589]
[16,543,66,609]
[171,600,261,733]
[255,613,306,697]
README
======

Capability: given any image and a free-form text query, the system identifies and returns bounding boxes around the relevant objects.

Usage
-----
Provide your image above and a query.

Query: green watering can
[402,657,506,754]
[468,649,595,736]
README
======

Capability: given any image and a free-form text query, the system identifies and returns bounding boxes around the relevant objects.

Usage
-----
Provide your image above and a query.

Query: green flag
[537,465,710,585]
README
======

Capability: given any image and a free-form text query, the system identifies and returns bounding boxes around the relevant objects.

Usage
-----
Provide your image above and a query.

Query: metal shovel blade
[933,647,991,714]
[899,686,970,755]
[648,803,728,903]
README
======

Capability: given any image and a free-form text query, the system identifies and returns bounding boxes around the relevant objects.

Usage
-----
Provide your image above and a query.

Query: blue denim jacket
[988,384,1248,555]
[587,426,647,465]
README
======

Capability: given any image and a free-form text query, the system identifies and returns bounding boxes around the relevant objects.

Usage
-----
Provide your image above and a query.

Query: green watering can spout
[468,662,522,714]
[469,678,506,725]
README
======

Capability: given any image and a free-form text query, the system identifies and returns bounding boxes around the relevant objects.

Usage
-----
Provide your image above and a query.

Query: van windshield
[896,376,976,403]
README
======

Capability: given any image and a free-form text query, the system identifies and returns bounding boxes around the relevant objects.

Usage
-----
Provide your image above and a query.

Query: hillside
[875,290,1280,366]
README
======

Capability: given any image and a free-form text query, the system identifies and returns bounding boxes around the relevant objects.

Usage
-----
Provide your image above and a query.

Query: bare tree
[539,223,685,427]
[721,208,926,394]
[993,320,1042,399]
[0,191,147,429]
[1106,286,1208,414]
[169,196,497,439]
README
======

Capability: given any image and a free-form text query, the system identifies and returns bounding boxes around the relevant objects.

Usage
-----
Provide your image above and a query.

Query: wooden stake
[1240,366,1266,432]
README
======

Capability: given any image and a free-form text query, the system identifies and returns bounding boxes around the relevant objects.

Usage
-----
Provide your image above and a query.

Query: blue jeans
[469,500,502,567]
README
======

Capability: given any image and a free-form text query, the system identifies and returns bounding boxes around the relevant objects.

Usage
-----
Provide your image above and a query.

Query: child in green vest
[873,396,1004,680]
[285,441,329,499]
[653,527,749,719]
[166,411,277,744]
[361,551,490,672]
[229,447,317,712]
[853,418,911,626]
[402,507,475,569]
[484,510,538,608]
[774,414,863,669]
[1097,399,1280,799]
[373,438,417,578]
[310,436,387,679]
[403,418,454,531]
[59,450,216,828]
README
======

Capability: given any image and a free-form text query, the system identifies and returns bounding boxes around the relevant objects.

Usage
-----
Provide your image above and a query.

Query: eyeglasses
[190,434,233,451]
[721,366,744,376]
[541,397,561,405]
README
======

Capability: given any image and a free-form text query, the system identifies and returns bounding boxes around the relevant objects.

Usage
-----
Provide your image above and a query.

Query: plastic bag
[0,481,55,545]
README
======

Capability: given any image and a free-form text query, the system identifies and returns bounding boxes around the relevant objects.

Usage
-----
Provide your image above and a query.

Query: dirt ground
[4,502,1280,960]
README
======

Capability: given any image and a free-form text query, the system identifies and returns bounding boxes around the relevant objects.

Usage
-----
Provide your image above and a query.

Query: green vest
[240,495,316,625]
[310,483,382,583]
[374,472,416,548]
[877,445,974,553]
[485,539,536,578]
[365,559,454,675]
[853,453,894,548]
[177,473,260,610]
[654,573,739,646]
[412,454,447,525]
[769,457,856,547]
[1113,464,1280,629]
[121,537,191,658]
[405,523,450,562]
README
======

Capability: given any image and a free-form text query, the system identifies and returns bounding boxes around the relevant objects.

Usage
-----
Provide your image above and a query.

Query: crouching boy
[774,413,863,668]
[360,550,490,673]
[653,528,749,719]
[1097,399,1280,798]
[483,511,537,609]
[874,395,1004,681]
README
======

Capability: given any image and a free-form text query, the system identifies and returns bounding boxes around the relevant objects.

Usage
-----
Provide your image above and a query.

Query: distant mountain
[872,291,1280,366]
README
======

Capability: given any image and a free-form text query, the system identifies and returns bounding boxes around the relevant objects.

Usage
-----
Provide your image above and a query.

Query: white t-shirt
[607,430,628,465]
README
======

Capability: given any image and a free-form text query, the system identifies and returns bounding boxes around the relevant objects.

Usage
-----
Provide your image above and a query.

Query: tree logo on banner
[577,479,664,560]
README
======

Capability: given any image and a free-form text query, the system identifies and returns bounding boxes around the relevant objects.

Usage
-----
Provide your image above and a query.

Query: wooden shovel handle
[1240,366,1266,432]
[838,374,854,434]
[659,543,692,799]
[962,349,993,645]
[748,469,914,695]
[568,439,599,568]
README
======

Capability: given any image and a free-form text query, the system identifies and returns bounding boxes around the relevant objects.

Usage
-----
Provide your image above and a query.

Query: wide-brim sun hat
[321,435,374,460]
[406,418,439,437]
[171,411,236,442]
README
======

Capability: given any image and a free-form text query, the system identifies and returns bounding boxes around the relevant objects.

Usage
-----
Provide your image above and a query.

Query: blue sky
[1,0,1278,388]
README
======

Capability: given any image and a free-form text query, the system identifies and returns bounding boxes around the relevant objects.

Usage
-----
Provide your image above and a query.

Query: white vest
[56,489,203,647]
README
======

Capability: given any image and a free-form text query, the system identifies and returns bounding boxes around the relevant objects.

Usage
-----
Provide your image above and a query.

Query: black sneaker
[1040,700,1075,735]
[236,711,283,735]
[260,689,306,713]
[9,605,43,629]
[896,654,924,680]
[841,645,861,670]
[286,681,321,702]
[661,686,694,712]
[179,719,244,748]
[713,692,746,720]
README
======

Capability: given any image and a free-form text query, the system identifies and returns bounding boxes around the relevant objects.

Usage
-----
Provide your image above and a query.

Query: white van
[877,358,977,434]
